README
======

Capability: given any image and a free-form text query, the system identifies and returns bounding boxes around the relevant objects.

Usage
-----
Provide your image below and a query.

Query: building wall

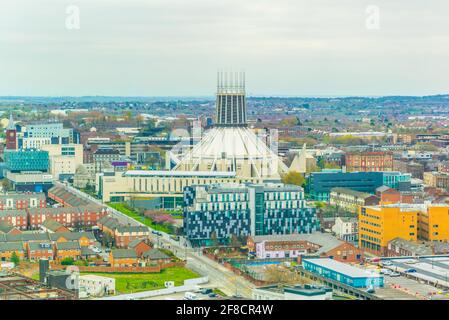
[345,152,393,172]
[418,206,449,241]
[359,206,418,255]
[98,172,263,203]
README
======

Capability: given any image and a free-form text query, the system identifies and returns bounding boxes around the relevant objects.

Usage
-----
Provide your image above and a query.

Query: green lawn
[108,202,174,234]
[82,267,199,294]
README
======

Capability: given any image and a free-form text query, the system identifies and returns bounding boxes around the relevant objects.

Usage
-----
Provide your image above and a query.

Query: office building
[41,144,83,180]
[359,205,418,255]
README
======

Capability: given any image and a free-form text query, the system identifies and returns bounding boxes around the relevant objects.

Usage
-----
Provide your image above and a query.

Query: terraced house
[0,242,25,261]
[329,188,379,214]
[55,241,81,261]
[27,205,109,229]
[0,193,46,210]
[0,210,28,230]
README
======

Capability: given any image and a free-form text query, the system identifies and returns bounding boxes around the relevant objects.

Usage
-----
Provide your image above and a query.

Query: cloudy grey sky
[1,0,449,96]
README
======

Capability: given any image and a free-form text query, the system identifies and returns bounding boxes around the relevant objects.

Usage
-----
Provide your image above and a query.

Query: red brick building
[27,242,54,261]
[27,205,109,229]
[128,238,152,257]
[0,193,46,210]
[376,186,414,205]
[0,210,28,230]
[345,151,393,172]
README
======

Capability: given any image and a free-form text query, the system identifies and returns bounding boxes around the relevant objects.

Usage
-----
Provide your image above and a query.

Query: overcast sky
[1,0,449,97]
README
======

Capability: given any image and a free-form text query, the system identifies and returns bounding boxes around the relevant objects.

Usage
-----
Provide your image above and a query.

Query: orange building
[359,205,418,255]
[418,205,449,242]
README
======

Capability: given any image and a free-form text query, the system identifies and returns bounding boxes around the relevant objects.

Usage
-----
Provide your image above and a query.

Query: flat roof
[123,170,237,178]
[303,258,382,279]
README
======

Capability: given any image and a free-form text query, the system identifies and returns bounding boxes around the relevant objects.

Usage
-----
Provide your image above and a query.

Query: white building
[331,217,358,244]
[41,144,83,180]
[252,284,332,300]
[79,275,115,297]
[172,72,288,179]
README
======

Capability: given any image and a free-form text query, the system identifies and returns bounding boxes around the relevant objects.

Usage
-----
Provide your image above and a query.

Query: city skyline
[1,0,449,97]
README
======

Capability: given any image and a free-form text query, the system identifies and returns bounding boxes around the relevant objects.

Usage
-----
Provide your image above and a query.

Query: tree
[264,265,309,285]
[61,257,75,265]
[210,231,220,247]
[281,171,305,187]
[230,234,242,248]
[10,251,20,266]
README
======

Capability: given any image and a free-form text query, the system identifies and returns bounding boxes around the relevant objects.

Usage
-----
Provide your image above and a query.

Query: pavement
[55,181,255,298]
[361,261,449,300]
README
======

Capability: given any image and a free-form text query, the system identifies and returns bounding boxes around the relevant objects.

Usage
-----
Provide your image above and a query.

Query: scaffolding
[0,272,77,300]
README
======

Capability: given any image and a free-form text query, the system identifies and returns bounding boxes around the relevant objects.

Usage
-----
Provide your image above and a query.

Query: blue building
[3,149,49,173]
[183,183,320,247]
[302,258,384,288]
[306,170,411,201]
[306,171,383,201]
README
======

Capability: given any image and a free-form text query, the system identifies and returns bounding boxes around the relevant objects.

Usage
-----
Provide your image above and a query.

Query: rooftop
[303,258,383,279]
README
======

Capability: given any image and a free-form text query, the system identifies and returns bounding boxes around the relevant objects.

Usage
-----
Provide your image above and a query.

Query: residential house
[0,242,25,261]
[41,218,70,233]
[142,249,170,264]
[55,241,81,261]
[128,238,152,257]
[109,249,138,267]
[27,242,54,261]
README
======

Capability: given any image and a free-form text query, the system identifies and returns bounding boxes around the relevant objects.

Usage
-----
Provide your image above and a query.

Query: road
[54,181,254,298]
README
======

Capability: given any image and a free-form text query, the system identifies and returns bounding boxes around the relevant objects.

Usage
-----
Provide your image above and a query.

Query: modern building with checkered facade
[183,183,320,246]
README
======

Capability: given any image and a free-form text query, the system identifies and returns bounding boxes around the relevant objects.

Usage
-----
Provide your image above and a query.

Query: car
[390,272,401,277]
[208,293,218,298]
[152,230,162,236]
[381,260,393,266]
[404,268,417,273]
[170,235,180,241]
[105,248,111,253]
[184,292,198,300]
[405,259,418,264]
[366,288,375,294]
[200,288,213,295]
[380,268,392,275]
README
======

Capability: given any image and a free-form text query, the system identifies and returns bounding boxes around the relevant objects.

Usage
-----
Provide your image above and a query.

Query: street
[56,181,254,298]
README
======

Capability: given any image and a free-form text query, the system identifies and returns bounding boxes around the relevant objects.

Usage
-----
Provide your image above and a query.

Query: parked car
[366,288,375,294]
[381,260,393,266]
[390,272,401,277]
[152,230,162,236]
[404,268,417,273]
[200,288,213,295]
[380,268,392,275]
[208,293,218,298]
[184,292,198,300]
[405,259,418,265]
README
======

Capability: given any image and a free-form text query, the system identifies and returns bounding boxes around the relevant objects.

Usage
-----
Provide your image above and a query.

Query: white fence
[96,276,209,300]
